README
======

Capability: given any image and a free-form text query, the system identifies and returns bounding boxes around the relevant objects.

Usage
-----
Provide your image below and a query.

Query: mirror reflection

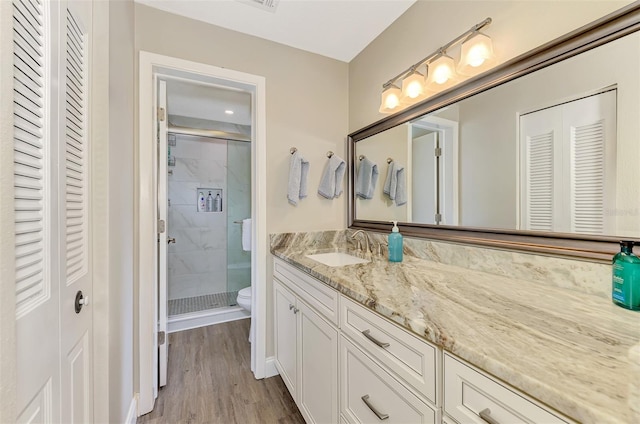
[354,31,640,238]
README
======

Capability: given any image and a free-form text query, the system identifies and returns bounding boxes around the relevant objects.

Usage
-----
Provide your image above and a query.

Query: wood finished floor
[137,319,305,424]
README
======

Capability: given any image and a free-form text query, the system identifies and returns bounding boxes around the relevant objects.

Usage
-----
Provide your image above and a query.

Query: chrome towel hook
[290,147,297,154]
[327,151,334,158]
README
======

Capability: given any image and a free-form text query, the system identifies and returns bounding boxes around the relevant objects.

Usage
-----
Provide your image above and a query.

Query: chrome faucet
[350,230,372,254]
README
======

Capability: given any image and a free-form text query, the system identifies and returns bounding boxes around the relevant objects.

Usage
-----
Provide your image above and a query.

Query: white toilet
[236,286,252,312]
[236,286,253,342]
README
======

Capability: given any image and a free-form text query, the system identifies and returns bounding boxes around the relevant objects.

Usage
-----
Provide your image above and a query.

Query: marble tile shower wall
[168,136,227,301]
[226,141,251,293]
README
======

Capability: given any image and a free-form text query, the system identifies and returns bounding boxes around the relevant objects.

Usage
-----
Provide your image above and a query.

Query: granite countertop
[271,239,640,424]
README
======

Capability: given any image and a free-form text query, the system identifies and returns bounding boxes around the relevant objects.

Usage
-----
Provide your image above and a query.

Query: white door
[14,0,94,422]
[59,1,94,421]
[412,132,438,225]
[157,79,169,387]
[519,90,616,234]
[14,0,62,420]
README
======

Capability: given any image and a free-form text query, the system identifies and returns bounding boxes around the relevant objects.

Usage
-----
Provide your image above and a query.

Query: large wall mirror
[348,4,640,261]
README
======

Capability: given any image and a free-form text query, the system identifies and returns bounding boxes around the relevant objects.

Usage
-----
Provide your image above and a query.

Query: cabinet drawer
[444,354,569,424]
[274,258,339,325]
[341,336,437,424]
[340,295,438,405]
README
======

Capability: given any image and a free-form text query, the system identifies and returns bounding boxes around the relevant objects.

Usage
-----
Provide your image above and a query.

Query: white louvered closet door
[13,0,61,421]
[519,107,562,231]
[519,90,616,234]
[12,0,94,422]
[562,90,616,235]
[59,1,94,423]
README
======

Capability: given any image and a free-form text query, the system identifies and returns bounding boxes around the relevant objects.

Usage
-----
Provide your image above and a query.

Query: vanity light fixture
[379,83,402,113]
[379,17,495,113]
[400,67,427,103]
[424,52,458,91]
[457,31,496,75]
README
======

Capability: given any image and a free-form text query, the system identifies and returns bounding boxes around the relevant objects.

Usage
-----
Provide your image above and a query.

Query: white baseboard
[264,356,279,378]
[126,395,137,424]
[168,306,250,333]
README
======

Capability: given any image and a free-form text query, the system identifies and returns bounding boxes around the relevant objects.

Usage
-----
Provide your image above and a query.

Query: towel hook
[359,155,365,161]
[290,147,297,154]
[327,151,334,158]
[387,157,393,164]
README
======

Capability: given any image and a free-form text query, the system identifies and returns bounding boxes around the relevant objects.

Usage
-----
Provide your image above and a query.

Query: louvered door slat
[64,7,88,284]
[13,0,48,315]
[571,121,605,234]
[526,132,554,231]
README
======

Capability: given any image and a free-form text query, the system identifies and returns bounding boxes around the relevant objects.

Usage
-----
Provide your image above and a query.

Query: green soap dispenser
[612,240,640,310]
[388,221,403,262]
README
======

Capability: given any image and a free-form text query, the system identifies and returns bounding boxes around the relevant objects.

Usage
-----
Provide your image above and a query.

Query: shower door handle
[168,237,176,244]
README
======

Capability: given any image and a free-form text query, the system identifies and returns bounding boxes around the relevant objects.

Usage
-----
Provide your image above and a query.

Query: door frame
[137,51,268,415]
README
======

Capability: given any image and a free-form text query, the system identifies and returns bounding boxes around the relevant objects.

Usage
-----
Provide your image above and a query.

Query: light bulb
[385,92,400,109]
[467,44,489,67]
[401,70,425,101]
[433,63,452,84]
[458,31,496,76]
[379,84,403,113]
[425,54,458,91]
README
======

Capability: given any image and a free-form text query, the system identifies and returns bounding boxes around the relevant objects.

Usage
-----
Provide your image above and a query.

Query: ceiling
[136,0,416,62]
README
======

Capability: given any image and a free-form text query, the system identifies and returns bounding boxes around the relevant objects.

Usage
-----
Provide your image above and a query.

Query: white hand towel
[287,151,309,206]
[356,158,378,199]
[383,161,407,206]
[318,155,346,199]
[242,218,252,251]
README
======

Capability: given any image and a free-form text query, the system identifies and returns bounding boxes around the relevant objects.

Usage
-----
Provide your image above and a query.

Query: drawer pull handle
[479,408,500,424]
[362,329,390,348]
[361,395,389,420]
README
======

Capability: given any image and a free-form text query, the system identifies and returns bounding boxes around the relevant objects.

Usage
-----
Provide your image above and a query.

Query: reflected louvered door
[59,1,94,423]
[563,91,616,235]
[519,108,562,231]
[519,90,616,235]
[13,0,62,421]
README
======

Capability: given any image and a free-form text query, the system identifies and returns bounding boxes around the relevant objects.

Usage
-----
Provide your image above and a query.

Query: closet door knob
[168,237,176,244]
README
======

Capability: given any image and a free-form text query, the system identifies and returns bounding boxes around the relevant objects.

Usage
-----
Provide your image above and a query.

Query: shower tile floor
[169,291,239,316]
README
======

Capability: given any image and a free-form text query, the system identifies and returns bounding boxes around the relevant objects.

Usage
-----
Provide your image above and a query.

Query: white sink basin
[306,252,369,267]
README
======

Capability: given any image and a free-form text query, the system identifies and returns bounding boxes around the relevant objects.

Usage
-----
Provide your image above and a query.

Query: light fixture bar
[382,17,492,89]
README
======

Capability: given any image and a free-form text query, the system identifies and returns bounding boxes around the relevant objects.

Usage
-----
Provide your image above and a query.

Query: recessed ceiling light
[225,110,234,115]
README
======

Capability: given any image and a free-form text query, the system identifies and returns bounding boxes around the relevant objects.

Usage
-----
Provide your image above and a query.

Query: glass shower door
[226,139,252,305]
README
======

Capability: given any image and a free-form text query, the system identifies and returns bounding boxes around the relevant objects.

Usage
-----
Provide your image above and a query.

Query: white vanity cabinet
[273,256,571,424]
[273,260,339,424]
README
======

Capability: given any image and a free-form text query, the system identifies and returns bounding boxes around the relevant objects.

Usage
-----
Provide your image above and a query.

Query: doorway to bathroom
[138,52,270,416]
[159,78,252,333]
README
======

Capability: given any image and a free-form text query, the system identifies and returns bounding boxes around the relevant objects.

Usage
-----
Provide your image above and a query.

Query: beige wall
[109,0,135,422]
[135,3,349,234]
[349,1,632,132]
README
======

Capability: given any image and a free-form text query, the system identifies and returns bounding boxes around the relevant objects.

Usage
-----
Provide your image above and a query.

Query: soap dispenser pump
[388,220,403,262]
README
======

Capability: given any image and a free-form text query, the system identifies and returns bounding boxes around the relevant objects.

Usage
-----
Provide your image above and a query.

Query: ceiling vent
[237,0,279,13]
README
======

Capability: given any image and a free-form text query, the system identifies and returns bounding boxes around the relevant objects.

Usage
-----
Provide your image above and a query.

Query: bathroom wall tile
[169,181,200,206]
[168,271,227,300]
[200,228,228,251]
[169,205,205,228]
[168,248,227,277]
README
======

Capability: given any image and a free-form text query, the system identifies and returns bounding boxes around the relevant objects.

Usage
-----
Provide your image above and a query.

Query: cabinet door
[274,280,298,397]
[298,300,339,424]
